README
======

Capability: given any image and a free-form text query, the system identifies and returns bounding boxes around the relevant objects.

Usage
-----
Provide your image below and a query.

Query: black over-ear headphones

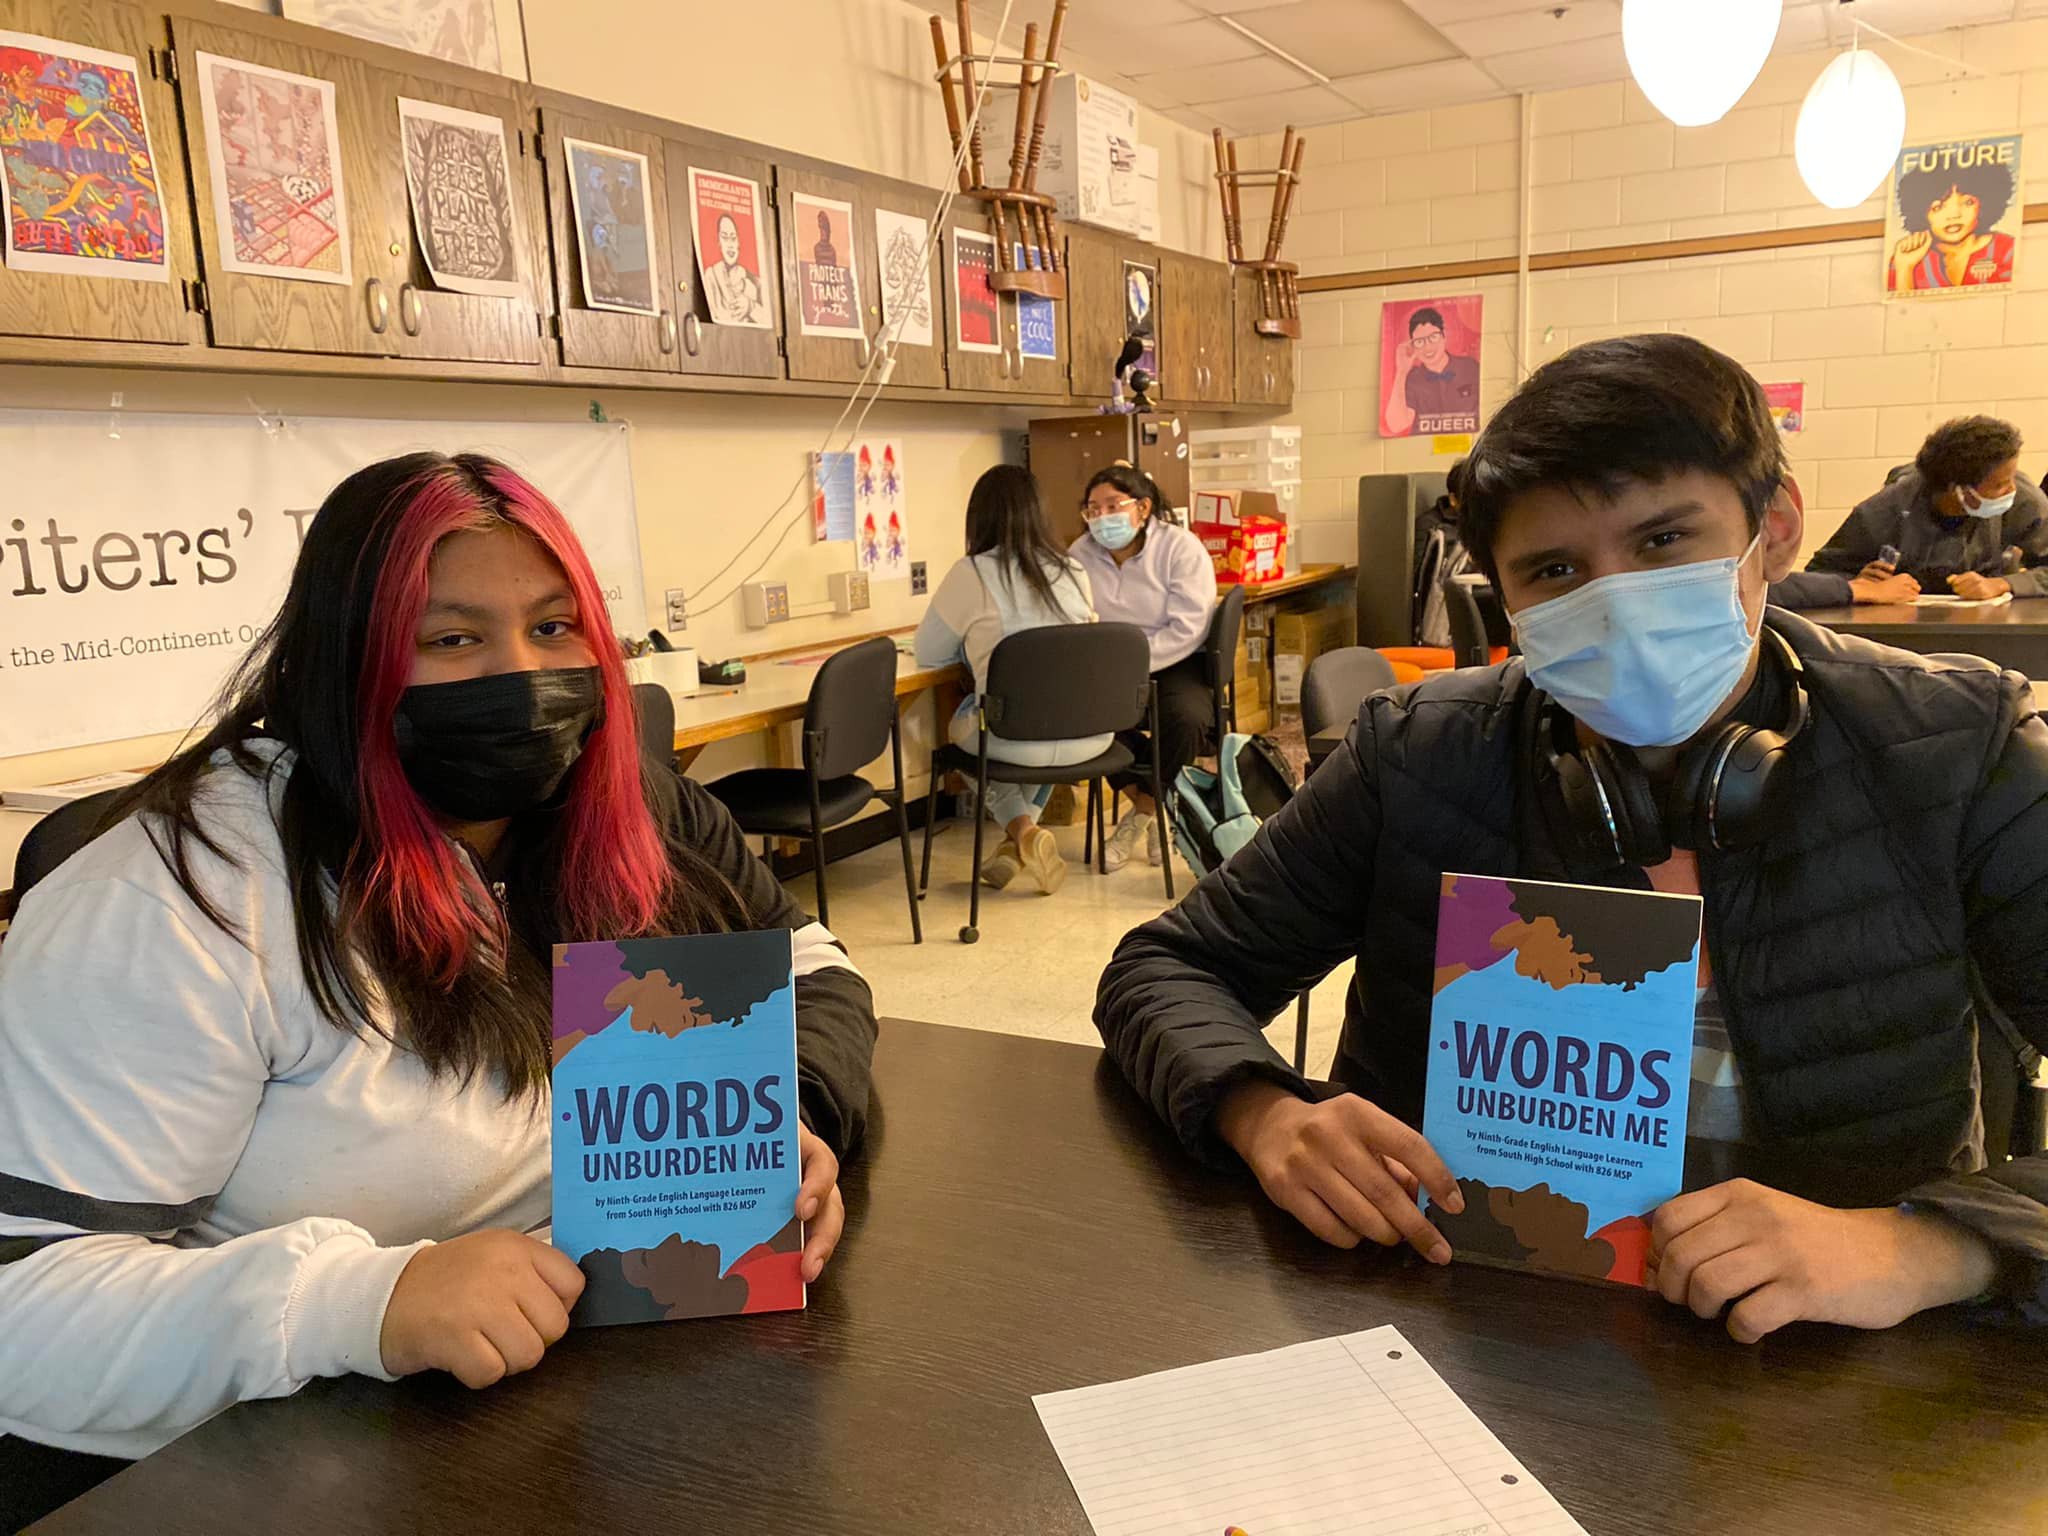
[1531,623,1809,869]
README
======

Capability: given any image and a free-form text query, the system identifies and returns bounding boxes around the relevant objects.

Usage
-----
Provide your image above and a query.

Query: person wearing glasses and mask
[1099,335,2048,1346]
[1072,464,1218,871]
[0,453,876,1526]
[1772,415,2048,609]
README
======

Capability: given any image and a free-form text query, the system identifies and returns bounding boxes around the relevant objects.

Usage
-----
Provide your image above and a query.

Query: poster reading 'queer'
[398,96,520,298]
[195,52,350,285]
[1379,294,1482,438]
[0,30,170,282]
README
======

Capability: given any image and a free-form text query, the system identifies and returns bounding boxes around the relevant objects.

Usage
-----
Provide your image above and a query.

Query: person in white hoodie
[915,464,1104,894]
[0,452,877,1526]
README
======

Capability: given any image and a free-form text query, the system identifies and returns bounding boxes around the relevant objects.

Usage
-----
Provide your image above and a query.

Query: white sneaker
[1103,810,1149,872]
[979,839,1021,889]
[1017,826,1067,894]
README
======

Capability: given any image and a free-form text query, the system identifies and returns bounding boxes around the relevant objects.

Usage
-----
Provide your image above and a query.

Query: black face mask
[393,667,604,822]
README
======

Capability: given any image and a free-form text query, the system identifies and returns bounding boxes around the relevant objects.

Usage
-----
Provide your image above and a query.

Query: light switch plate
[664,588,688,631]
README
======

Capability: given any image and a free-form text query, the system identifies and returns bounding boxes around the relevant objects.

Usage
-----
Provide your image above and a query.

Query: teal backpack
[1169,733,1298,876]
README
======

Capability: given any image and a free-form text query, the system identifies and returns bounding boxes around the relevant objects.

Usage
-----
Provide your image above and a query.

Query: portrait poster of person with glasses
[1379,294,1483,439]
[1884,134,2024,299]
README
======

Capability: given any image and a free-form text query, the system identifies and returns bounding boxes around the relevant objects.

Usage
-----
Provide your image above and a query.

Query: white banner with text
[0,410,646,757]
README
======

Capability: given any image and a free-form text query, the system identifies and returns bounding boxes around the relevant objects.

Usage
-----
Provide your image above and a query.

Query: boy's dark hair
[1456,334,1785,583]
[1409,306,1445,336]
[1897,156,2015,233]
[1915,415,2022,490]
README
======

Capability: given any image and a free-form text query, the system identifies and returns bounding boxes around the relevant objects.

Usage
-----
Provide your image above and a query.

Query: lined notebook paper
[1033,1325,1587,1536]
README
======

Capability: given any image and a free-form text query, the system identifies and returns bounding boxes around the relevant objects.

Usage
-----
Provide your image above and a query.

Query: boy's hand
[1646,1180,1995,1343]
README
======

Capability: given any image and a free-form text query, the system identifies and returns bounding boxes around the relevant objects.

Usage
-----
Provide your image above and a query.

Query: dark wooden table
[1804,598,2048,674]
[36,1022,2048,1535]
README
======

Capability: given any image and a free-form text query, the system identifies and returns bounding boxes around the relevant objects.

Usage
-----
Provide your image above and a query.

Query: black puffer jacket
[1097,611,2048,1315]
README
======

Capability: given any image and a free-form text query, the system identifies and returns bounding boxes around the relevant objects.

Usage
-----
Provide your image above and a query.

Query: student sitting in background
[1098,335,2048,1345]
[1774,415,2048,608]
[0,453,876,1524]
[1072,464,1218,871]
[916,465,1103,894]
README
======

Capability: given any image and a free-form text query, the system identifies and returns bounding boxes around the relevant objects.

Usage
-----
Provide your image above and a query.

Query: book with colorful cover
[1422,872,1701,1287]
[551,929,805,1327]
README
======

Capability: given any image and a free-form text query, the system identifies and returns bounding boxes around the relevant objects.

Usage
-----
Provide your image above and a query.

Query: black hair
[965,464,1080,612]
[108,452,749,1101]
[1457,334,1784,583]
[1409,306,1446,336]
[1915,415,2022,490]
[1083,462,1157,511]
[1897,155,2015,233]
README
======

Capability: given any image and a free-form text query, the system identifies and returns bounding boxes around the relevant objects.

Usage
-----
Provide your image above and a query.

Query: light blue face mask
[1511,534,1763,749]
[1958,485,2017,520]
[1089,512,1138,550]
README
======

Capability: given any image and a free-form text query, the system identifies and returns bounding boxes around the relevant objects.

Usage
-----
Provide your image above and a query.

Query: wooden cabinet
[663,130,780,379]
[863,176,945,390]
[0,0,199,345]
[1064,225,1128,405]
[1161,251,1233,405]
[774,162,866,386]
[358,66,545,366]
[170,13,394,356]
[1232,269,1293,408]
[942,204,1065,396]
[538,103,676,373]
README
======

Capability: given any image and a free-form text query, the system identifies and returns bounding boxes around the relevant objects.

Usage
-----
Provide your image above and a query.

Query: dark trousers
[1112,652,1213,800]
[2,1436,126,1533]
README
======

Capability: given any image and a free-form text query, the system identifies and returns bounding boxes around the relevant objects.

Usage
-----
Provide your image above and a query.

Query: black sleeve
[1804,495,1891,576]
[2002,481,2048,598]
[1095,709,1385,1167]
[1906,672,2048,1322]
[1766,571,1854,609]
[670,775,878,1161]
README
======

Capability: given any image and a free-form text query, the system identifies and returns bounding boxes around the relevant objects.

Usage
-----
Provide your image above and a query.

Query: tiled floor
[812,814,1354,1072]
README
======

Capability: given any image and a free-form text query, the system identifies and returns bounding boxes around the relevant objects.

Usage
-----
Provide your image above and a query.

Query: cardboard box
[982,75,1141,234]
[1272,603,1355,707]
[1196,514,1288,586]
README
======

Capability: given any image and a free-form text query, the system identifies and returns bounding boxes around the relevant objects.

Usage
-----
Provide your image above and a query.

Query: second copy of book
[1423,872,1701,1287]
[551,929,805,1327]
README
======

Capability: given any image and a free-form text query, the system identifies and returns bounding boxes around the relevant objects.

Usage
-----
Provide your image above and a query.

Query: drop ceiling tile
[1478,32,1628,90]
[1231,0,1462,76]
[1329,56,1503,112]
[1441,0,1619,56]
[1183,0,1310,11]
[1144,53,1317,105]
[1058,13,1261,69]
[1200,82,1363,134]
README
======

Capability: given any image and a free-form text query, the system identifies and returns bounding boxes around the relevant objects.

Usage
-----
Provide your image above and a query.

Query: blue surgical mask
[1089,512,1138,550]
[1959,485,2017,520]
[1512,534,1763,749]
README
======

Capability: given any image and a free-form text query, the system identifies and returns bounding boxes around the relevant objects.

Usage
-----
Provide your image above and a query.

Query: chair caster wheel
[959,926,979,944]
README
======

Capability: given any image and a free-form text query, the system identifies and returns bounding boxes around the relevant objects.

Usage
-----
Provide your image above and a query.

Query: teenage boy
[1097,334,2048,1342]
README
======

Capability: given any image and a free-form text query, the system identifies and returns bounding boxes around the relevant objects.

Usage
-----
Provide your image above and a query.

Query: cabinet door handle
[682,312,702,357]
[658,308,677,354]
[365,277,389,335]
[398,282,422,338]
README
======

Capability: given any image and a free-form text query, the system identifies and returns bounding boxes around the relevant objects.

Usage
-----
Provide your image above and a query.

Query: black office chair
[1444,573,1513,669]
[1200,585,1248,755]
[12,787,131,898]
[920,622,1168,943]
[1281,646,1401,1073]
[706,637,921,943]
[631,679,677,776]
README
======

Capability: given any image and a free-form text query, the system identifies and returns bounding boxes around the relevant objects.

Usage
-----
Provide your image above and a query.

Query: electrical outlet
[664,588,688,631]
[911,561,928,596]
[741,580,792,627]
